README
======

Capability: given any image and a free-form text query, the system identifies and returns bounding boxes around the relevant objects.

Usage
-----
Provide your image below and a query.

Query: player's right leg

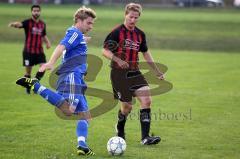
[115,102,132,140]
[111,69,133,140]
[15,76,74,115]
[22,51,33,94]
[16,75,95,156]
[24,66,32,94]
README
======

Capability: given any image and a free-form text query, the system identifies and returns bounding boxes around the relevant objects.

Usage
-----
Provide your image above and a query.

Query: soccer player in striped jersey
[9,4,51,94]
[103,3,164,145]
[16,6,96,156]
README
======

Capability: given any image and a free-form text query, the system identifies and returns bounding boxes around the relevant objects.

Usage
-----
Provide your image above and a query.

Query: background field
[0,4,240,159]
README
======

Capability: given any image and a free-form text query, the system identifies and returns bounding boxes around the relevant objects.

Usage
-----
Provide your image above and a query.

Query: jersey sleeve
[103,29,119,52]
[42,23,46,36]
[60,30,83,50]
[139,32,148,53]
[21,19,28,29]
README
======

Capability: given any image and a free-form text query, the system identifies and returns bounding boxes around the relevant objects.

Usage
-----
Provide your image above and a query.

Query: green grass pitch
[0,4,240,159]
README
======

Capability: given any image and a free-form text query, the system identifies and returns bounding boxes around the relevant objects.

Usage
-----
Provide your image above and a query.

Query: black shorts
[22,52,46,66]
[110,69,148,102]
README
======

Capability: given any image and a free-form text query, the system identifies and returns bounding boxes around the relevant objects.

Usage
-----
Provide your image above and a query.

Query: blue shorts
[56,72,88,113]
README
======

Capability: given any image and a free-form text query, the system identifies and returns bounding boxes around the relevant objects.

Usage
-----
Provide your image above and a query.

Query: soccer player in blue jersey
[16,6,96,156]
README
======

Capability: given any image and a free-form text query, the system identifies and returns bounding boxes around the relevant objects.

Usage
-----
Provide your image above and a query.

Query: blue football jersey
[57,26,87,75]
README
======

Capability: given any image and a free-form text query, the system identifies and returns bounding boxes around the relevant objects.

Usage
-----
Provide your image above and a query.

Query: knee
[127,105,133,114]
[62,111,72,116]
[63,109,73,116]
[121,103,132,115]
[69,105,76,113]
[141,98,152,107]
[121,108,132,115]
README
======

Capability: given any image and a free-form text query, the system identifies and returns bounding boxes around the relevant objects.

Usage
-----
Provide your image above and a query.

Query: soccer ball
[107,136,126,156]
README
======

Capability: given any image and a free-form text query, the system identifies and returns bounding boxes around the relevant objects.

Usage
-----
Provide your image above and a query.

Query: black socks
[24,74,31,78]
[117,108,151,140]
[35,71,45,80]
[117,109,127,137]
[140,108,151,140]
[25,71,45,81]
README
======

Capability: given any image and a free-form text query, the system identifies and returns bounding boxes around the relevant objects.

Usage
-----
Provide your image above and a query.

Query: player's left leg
[75,112,94,156]
[70,96,91,153]
[76,117,95,156]
[16,72,95,155]
[35,63,45,81]
[70,76,95,156]
[135,86,161,145]
[16,76,94,155]
[34,53,46,81]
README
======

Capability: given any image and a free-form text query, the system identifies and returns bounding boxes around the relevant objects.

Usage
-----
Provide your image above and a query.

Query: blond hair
[74,6,96,23]
[125,3,142,16]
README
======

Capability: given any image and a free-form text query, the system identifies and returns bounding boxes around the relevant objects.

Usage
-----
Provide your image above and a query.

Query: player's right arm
[39,29,81,72]
[102,29,129,69]
[39,44,66,72]
[102,48,129,69]
[8,22,23,28]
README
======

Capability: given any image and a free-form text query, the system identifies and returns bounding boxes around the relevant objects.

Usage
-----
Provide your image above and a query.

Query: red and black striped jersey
[21,18,46,54]
[104,24,148,70]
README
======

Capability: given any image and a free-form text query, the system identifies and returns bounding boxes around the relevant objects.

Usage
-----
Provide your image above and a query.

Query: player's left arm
[142,51,164,80]
[140,31,164,80]
[42,23,51,49]
[43,35,51,49]
[83,36,91,43]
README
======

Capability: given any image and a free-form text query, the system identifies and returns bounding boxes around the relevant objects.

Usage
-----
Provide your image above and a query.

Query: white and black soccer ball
[107,136,126,156]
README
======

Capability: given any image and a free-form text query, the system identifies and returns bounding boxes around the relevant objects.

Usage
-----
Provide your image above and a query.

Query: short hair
[73,6,97,23]
[125,3,142,16]
[31,4,41,11]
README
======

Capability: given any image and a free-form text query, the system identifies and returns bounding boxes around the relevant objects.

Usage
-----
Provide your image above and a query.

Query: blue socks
[33,82,88,148]
[76,120,88,148]
[33,82,65,107]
